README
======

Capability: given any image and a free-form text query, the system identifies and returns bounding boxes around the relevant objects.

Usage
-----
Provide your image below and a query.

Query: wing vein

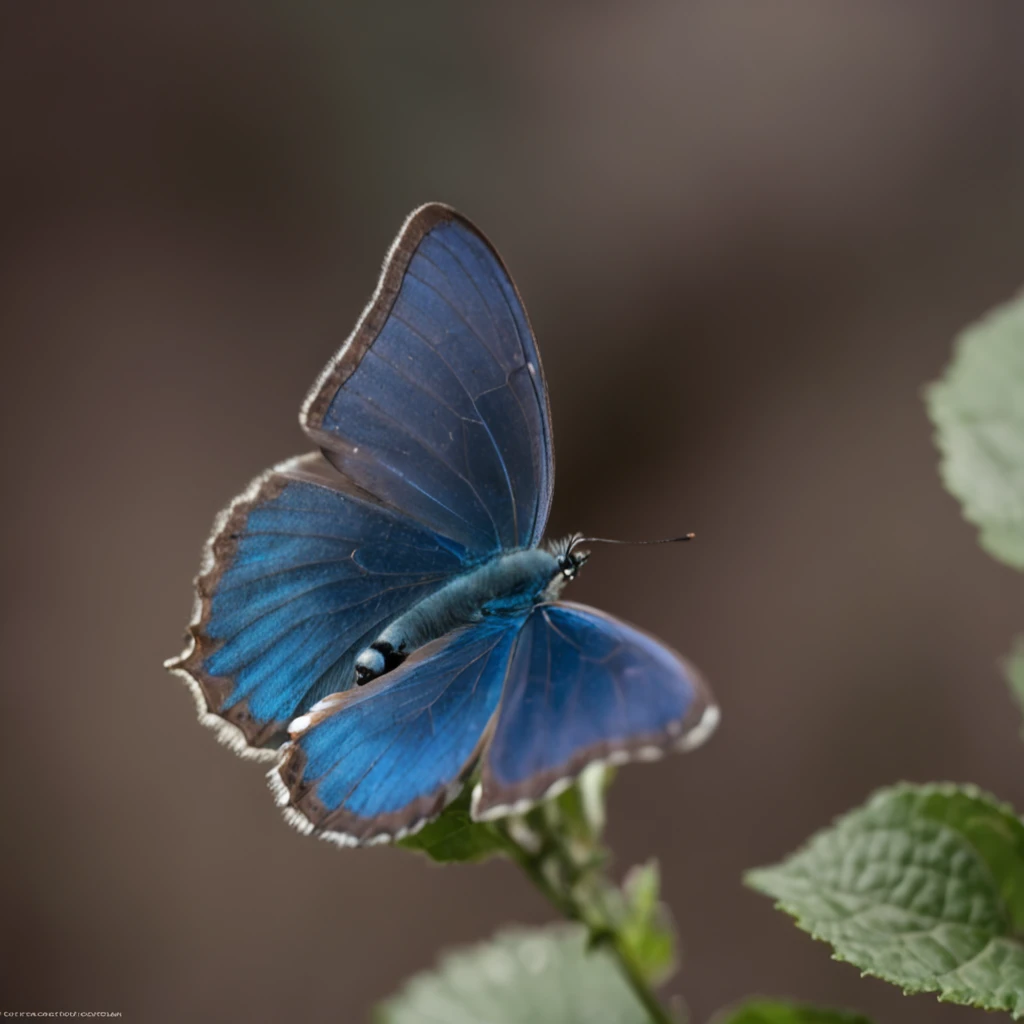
[212,577,444,672]
[414,249,522,540]
[342,386,501,546]
[390,298,519,545]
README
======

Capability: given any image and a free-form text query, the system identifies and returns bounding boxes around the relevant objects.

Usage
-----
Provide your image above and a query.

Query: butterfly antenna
[568,533,695,554]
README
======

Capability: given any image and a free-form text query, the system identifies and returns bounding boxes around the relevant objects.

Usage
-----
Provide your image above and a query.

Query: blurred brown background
[3,2,1024,1021]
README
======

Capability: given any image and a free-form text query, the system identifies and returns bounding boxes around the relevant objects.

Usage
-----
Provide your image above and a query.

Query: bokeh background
[4,3,1024,1021]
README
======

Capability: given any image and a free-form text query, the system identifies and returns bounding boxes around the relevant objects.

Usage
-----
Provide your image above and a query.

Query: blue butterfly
[167,204,718,845]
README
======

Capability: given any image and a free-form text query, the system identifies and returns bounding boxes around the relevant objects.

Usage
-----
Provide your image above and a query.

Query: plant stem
[605,936,678,1024]
[497,820,677,1024]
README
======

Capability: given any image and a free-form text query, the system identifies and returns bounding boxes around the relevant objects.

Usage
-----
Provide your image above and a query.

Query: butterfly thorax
[353,548,568,685]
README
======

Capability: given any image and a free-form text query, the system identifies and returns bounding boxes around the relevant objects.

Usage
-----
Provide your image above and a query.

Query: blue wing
[270,615,525,844]
[301,204,554,556]
[166,453,469,760]
[472,602,718,820]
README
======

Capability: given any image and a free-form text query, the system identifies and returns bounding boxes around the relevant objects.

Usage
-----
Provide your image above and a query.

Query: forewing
[473,602,718,820]
[166,453,467,760]
[302,203,554,555]
[270,616,526,844]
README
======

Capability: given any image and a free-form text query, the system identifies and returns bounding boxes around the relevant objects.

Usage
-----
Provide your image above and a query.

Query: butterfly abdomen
[354,549,559,685]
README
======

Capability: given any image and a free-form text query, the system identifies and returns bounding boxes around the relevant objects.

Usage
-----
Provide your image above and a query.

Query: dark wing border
[470,601,720,821]
[299,203,555,499]
[165,453,371,761]
[267,619,524,846]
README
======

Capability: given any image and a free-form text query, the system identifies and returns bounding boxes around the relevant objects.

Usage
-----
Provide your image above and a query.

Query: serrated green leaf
[747,782,1024,1017]
[1006,636,1024,730]
[619,860,677,985]
[926,291,1024,569]
[375,925,648,1024]
[710,998,873,1024]
[397,788,511,864]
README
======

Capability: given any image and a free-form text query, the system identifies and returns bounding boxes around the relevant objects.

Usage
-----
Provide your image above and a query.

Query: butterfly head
[552,530,696,585]
[555,534,591,581]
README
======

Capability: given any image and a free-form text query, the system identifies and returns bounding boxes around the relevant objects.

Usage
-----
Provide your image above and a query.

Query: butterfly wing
[166,453,469,760]
[270,615,526,844]
[302,203,554,554]
[472,602,718,820]
[170,204,554,758]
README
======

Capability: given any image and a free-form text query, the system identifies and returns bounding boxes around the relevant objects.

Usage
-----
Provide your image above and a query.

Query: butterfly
[167,203,718,846]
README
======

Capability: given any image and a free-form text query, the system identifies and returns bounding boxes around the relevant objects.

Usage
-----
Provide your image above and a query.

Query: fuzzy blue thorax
[353,548,567,684]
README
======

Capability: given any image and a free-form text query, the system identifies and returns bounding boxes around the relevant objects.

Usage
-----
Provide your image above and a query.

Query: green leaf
[399,765,615,864]
[397,787,511,864]
[926,291,1024,569]
[375,925,648,1024]
[1006,636,1024,729]
[747,782,1024,1017]
[710,998,873,1024]
[618,860,678,985]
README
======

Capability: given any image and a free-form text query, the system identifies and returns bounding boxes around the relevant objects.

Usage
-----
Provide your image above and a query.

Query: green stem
[606,936,678,1024]
[497,820,677,1024]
